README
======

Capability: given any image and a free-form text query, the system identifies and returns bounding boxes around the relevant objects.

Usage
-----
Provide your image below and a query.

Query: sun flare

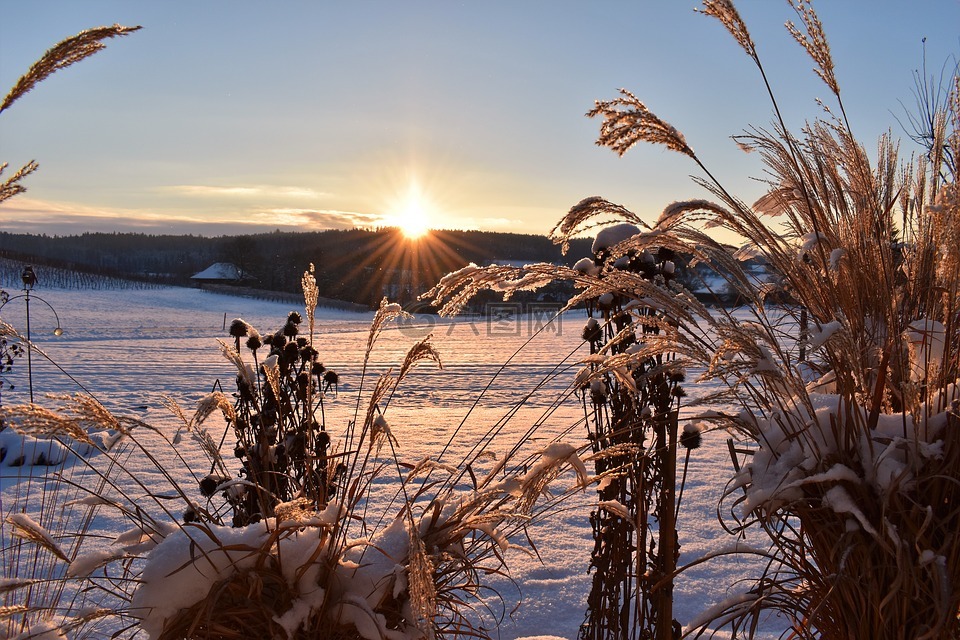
[386,184,433,239]
[397,203,430,239]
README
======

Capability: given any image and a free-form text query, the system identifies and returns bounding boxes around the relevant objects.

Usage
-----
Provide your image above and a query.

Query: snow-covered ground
[1,286,783,639]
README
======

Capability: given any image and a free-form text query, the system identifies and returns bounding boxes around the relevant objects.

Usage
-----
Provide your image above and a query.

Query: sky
[1,1,958,239]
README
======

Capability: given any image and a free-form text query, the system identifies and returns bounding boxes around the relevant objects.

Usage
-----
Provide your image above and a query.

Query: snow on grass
[0,285,780,638]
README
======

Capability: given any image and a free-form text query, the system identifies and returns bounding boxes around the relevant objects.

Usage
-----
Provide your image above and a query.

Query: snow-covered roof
[190,262,244,281]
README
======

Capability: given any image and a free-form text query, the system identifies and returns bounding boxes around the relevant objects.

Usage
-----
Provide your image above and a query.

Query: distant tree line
[0,229,596,307]
[0,229,776,308]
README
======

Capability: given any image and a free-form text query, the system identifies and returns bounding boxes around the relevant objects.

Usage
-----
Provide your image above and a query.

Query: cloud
[1,197,209,227]
[0,197,382,236]
[252,207,385,230]
[162,184,327,199]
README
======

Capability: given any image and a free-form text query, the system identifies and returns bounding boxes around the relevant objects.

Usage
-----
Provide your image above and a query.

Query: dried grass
[427,1,960,637]
[599,2,959,637]
[0,24,141,115]
[0,19,587,640]
[1,262,594,640]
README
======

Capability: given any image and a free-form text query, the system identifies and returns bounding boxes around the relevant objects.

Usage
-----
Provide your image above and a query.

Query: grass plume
[0,24,141,115]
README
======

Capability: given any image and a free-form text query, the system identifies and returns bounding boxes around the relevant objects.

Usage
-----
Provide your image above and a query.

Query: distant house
[190,262,254,286]
[687,257,778,303]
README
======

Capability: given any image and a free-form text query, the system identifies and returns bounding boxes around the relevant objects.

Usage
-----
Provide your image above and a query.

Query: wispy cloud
[162,184,327,199]
[252,207,385,229]
[0,197,225,234]
[0,197,381,236]
[2,197,154,221]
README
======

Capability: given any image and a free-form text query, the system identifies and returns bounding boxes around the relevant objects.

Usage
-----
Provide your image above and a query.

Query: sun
[396,201,430,239]
[386,184,433,239]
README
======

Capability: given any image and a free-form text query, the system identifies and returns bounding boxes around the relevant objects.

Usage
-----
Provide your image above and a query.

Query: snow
[190,262,245,281]
[11,620,67,640]
[905,318,946,381]
[67,548,131,578]
[798,231,828,260]
[829,247,846,270]
[0,285,783,638]
[591,222,640,254]
[0,427,70,467]
[807,319,842,351]
[572,257,600,276]
[131,521,275,637]
[739,379,959,529]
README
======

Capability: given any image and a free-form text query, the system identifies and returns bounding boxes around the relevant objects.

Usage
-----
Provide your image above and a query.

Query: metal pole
[24,288,33,403]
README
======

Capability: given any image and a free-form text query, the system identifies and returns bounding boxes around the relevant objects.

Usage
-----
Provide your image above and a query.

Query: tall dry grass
[429,1,959,637]
[0,24,140,207]
[0,23,141,639]
[0,25,599,639]
[0,267,599,639]
[1,24,140,406]
[563,226,692,640]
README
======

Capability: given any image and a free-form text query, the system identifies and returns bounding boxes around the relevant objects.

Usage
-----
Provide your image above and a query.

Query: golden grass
[0,264,596,639]
[0,19,597,640]
[428,1,960,637]
[0,24,141,115]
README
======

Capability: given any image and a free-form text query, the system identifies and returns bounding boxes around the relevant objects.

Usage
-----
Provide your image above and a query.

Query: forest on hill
[0,228,595,307]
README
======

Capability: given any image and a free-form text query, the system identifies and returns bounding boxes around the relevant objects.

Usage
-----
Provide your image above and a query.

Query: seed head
[680,423,703,450]
[315,430,331,452]
[589,88,694,158]
[323,370,339,387]
[199,474,227,497]
[229,318,250,338]
[245,328,262,351]
[582,317,602,343]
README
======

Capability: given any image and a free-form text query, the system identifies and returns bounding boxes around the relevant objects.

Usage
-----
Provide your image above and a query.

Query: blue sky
[1,1,958,238]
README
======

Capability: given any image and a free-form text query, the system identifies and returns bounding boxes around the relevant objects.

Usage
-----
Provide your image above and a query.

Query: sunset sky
[2,1,958,238]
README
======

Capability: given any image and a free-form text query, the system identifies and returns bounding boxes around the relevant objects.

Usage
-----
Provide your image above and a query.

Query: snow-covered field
[1,286,781,639]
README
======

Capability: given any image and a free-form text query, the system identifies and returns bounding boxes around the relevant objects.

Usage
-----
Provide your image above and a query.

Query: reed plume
[429,1,960,637]
[0,24,141,114]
